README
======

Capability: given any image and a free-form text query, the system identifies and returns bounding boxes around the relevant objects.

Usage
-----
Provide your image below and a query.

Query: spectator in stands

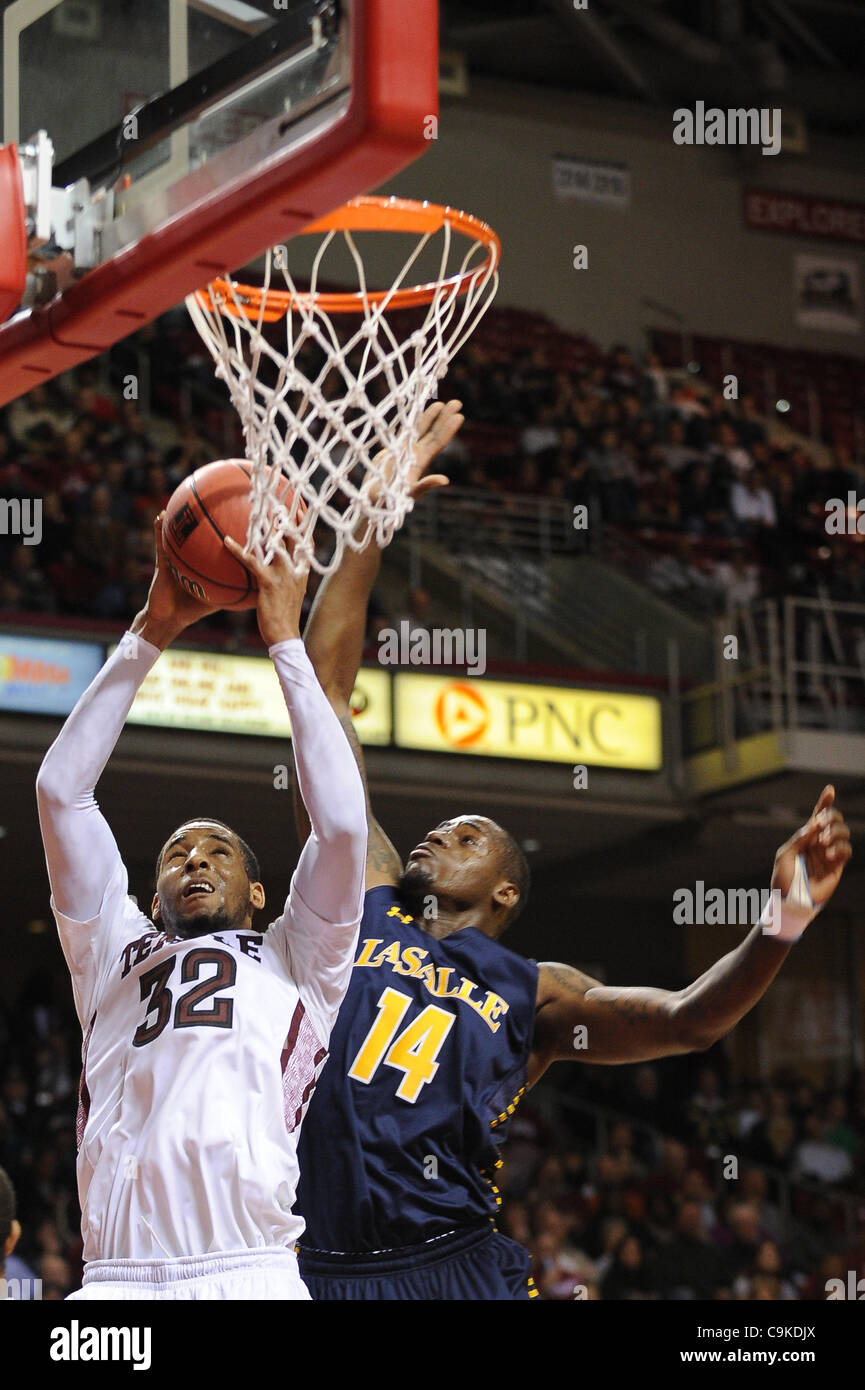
[588,427,638,523]
[647,535,718,611]
[736,393,768,449]
[0,1166,23,1287]
[733,1239,796,1301]
[37,491,71,567]
[668,382,708,427]
[74,484,125,575]
[511,455,542,495]
[100,458,134,524]
[658,417,699,476]
[8,545,55,614]
[677,460,730,536]
[637,453,679,528]
[738,1168,785,1246]
[115,401,155,471]
[716,1199,764,1279]
[681,1168,719,1233]
[163,421,212,484]
[640,350,669,408]
[793,1113,854,1186]
[132,463,172,527]
[824,1093,859,1163]
[606,345,641,394]
[7,384,71,446]
[648,1198,728,1299]
[735,1085,766,1142]
[708,419,752,479]
[711,545,760,612]
[730,469,778,537]
[692,1067,734,1156]
[744,1089,798,1170]
[600,1233,655,1300]
[521,403,561,458]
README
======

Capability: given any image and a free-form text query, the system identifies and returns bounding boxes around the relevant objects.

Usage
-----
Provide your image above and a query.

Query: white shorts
[67,1247,311,1301]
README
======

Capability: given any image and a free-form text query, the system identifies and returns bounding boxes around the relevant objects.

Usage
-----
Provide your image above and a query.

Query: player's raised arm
[224,536,367,929]
[225,535,367,1040]
[528,787,851,1083]
[36,517,217,1019]
[296,400,465,887]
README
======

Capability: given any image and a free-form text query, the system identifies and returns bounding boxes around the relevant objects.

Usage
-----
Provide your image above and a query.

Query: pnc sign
[397,675,662,769]
[434,682,491,747]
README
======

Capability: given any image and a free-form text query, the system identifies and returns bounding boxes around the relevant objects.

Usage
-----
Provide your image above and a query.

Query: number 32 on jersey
[348,988,455,1103]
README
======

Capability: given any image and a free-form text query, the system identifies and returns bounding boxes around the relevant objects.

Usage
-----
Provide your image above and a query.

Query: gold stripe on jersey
[490,1083,527,1130]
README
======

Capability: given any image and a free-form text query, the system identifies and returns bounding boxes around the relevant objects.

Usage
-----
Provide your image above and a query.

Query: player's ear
[250,881,266,911]
[492,880,518,915]
[151,893,161,921]
[4,1218,21,1257]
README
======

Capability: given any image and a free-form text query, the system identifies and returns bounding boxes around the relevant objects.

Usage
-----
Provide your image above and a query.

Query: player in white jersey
[35,520,367,1300]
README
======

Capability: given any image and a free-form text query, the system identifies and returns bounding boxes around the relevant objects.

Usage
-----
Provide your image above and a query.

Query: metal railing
[403,485,583,559]
[676,594,865,760]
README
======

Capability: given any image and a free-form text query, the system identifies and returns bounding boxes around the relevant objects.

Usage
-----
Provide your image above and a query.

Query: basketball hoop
[185,195,500,575]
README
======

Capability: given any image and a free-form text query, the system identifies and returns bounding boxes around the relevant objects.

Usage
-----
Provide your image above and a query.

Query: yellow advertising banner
[114,648,391,745]
[394,673,662,769]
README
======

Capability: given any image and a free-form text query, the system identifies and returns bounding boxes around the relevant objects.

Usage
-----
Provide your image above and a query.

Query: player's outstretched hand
[131,513,221,649]
[407,399,465,499]
[224,535,310,647]
[366,399,464,506]
[771,785,852,906]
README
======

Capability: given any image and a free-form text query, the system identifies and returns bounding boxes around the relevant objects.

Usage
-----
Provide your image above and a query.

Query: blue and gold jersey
[295,886,539,1253]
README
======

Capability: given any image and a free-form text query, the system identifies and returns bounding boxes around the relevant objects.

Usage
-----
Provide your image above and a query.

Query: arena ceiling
[441,0,865,139]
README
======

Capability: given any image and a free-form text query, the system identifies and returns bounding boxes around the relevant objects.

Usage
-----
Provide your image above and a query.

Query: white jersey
[57,859,356,1263]
[38,631,367,1275]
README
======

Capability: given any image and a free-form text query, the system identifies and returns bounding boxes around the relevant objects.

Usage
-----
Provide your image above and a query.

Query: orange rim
[196,195,501,322]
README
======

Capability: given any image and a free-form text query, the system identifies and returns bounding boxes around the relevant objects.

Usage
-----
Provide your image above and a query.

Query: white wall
[374,78,865,359]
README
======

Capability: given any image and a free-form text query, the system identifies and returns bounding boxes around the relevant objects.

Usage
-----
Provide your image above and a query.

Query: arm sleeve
[266,639,367,1040]
[36,631,161,1023]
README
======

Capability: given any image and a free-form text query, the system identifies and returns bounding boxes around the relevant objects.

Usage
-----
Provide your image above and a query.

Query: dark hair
[155,820,261,885]
[0,1166,16,1264]
[495,827,531,926]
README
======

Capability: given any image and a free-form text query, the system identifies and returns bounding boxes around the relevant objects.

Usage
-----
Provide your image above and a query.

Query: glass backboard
[4,0,349,262]
[0,0,439,406]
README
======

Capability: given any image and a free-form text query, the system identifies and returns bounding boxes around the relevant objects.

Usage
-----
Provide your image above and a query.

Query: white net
[185,200,500,576]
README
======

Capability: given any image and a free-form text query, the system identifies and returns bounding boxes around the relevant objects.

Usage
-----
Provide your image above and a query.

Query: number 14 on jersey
[348,988,455,1103]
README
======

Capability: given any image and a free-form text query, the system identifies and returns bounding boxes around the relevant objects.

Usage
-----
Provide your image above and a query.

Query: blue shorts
[298,1224,539,1301]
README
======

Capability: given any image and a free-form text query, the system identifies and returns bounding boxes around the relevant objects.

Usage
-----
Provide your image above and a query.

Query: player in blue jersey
[293,400,852,1300]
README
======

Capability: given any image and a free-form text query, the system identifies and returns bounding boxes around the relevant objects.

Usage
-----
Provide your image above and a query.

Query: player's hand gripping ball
[161,459,304,609]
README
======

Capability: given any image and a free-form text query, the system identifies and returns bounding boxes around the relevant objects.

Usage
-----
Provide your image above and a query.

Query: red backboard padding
[0,0,439,407]
[0,144,27,325]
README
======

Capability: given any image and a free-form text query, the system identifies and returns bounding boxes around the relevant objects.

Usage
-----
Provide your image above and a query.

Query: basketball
[161,459,301,609]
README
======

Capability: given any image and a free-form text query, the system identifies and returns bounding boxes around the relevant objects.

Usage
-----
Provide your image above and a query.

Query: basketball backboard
[0,0,438,406]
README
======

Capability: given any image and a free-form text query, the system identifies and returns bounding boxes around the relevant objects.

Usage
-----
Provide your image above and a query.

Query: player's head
[151,819,265,939]
[0,1166,21,1276]
[399,815,530,938]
